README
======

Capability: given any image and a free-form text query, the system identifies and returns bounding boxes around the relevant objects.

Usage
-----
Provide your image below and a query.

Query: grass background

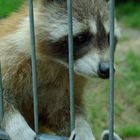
[0,0,140,139]
[85,51,140,139]
[0,0,25,19]
[116,2,140,29]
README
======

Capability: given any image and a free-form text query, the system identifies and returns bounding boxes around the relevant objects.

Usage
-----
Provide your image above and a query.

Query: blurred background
[0,0,140,140]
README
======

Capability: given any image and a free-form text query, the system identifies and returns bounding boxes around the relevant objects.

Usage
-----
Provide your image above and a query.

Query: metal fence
[0,0,115,139]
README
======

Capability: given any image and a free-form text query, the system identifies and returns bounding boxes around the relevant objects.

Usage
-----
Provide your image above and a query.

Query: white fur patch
[89,20,97,34]
[74,52,100,77]
[41,17,84,41]
[52,52,100,78]
[4,111,36,140]
[104,20,121,37]
[69,117,95,140]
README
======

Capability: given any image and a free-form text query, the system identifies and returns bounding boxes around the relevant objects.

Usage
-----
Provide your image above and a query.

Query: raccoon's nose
[98,62,112,79]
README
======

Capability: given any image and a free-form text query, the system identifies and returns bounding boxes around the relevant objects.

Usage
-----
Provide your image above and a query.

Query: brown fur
[0,2,87,136]
[0,4,28,38]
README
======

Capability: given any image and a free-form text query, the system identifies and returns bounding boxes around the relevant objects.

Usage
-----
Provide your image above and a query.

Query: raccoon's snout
[98,62,115,79]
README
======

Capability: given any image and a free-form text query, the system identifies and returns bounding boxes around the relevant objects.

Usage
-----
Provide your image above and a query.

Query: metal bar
[0,64,4,123]
[28,0,39,133]
[67,0,75,132]
[109,0,115,140]
[36,134,68,140]
[0,65,10,140]
[0,129,10,140]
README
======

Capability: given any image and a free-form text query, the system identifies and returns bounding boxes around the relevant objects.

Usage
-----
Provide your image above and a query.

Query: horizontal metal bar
[36,134,68,140]
[0,129,10,140]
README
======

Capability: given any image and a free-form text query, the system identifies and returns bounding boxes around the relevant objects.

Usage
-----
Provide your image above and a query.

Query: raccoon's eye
[73,32,92,46]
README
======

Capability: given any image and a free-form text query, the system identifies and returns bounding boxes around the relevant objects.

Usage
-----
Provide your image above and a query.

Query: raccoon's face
[37,0,120,79]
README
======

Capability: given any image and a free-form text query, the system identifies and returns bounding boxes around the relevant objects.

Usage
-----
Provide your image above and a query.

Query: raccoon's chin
[74,69,110,80]
[74,65,99,79]
[74,70,98,79]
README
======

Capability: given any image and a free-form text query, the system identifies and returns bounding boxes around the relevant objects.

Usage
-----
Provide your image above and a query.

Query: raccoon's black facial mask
[48,31,93,62]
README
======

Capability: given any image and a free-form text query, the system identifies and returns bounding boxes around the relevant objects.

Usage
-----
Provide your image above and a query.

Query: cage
[0,0,116,140]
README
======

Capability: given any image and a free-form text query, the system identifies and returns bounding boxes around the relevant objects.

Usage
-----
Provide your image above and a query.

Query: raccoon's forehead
[44,17,98,41]
[38,0,112,40]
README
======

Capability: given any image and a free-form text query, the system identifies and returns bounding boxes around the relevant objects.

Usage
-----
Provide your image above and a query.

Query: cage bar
[67,0,75,133]
[28,0,39,134]
[36,0,75,139]
[0,64,4,123]
[36,134,68,140]
[0,0,117,140]
[109,0,115,140]
[0,130,10,140]
[0,64,11,140]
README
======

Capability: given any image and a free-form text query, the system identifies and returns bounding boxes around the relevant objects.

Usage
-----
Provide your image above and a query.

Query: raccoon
[0,0,121,140]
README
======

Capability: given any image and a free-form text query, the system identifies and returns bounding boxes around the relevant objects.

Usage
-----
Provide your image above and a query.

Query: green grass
[118,125,140,138]
[116,2,140,29]
[125,51,140,82]
[85,50,140,139]
[0,0,25,19]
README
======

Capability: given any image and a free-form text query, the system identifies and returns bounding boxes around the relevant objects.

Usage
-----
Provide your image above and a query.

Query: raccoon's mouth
[98,71,110,79]
[74,69,99,78]
[74,68,110,79]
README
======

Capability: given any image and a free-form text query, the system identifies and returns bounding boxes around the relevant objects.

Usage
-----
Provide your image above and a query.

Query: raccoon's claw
[69,130,77,140]
[101,130,122,140]
[69,129,95,140]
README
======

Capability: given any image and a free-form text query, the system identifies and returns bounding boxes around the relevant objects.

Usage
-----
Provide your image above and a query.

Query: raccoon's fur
[0,0,121,140]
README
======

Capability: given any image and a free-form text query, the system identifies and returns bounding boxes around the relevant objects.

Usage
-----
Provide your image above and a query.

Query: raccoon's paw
[101,130,122,140]
[9,127,36,140]
[69,129,95,140]
[3,108,36,140]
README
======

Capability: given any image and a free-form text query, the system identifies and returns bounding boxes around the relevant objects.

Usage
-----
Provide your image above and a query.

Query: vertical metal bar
[0,64,4,123]
[28,0,39,133]
[67,0,75,132]
[109,0,115,140]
